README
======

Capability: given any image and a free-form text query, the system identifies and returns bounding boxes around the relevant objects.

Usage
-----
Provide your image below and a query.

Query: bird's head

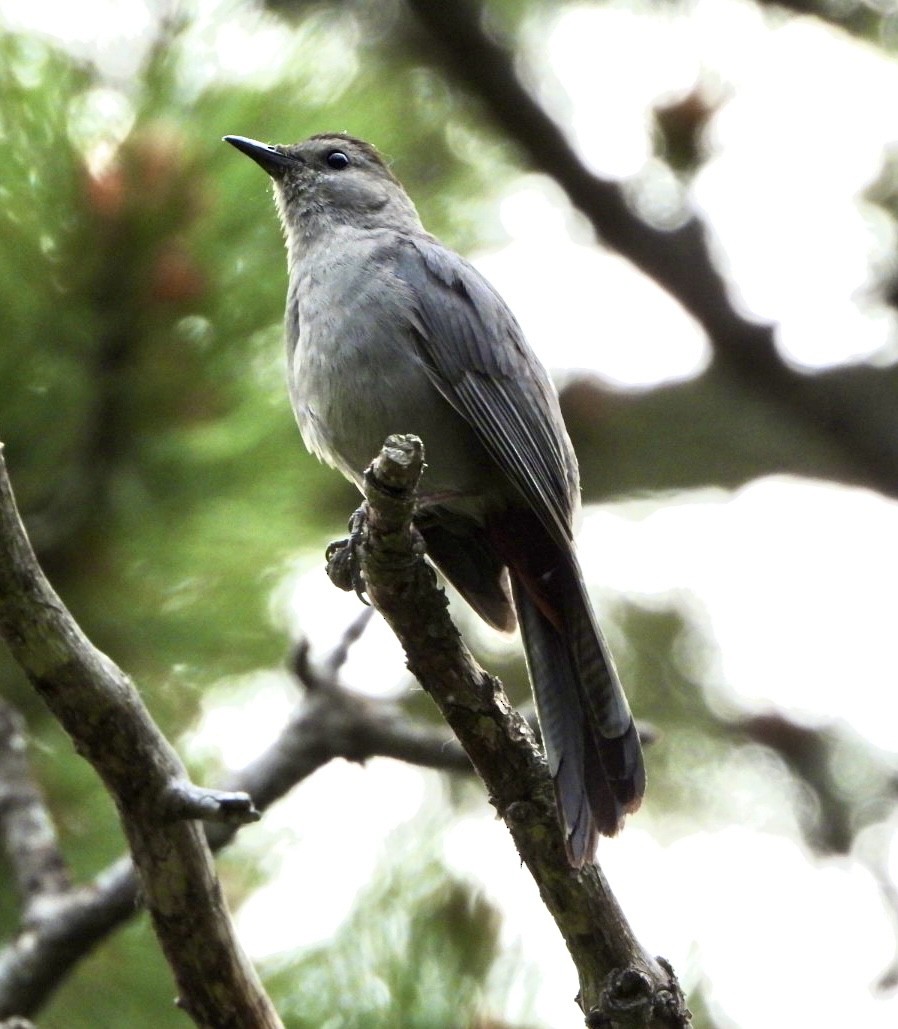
[224,132,422,238]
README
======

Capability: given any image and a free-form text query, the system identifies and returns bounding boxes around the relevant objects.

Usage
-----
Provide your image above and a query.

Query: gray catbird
[225,132,645,865]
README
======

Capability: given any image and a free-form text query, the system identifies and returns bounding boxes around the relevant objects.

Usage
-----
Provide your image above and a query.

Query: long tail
[421,509,645,866]
[509,547,644,866]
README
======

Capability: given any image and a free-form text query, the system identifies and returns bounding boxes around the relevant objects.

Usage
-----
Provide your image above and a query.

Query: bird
[224,131,645,866]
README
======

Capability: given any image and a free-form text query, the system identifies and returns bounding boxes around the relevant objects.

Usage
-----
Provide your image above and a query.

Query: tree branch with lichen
[326,433,690,1028]
[0,577,472,1019]
[0,443,279,1029]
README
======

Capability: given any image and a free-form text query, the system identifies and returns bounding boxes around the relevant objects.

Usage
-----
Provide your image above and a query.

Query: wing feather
[392,236,577,544]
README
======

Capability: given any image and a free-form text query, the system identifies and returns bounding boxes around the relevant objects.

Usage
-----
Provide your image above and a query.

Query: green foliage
[0,7,516,1024]
[40,920,176,1029]
[0,10,510,701]
[266,850,503,1029]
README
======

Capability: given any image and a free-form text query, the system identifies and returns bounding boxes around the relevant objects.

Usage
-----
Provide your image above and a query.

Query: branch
[212,629,474,835]
[328,434,689,1028]
[0,444,280,1029]
[0,436,663,1020]
[0,605,470,1016]
[560,363,898,504]
[0,699,72,925]
[402,0,898,500]
[0,858,141,1021]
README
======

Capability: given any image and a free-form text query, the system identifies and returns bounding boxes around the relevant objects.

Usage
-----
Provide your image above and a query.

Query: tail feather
[512,577,598,863]
[561,566,645,817]
[418,507,644,866]
[510,552,645,865]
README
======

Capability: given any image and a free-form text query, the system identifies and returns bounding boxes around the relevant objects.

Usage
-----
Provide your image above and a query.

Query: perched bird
[225,132,644,865]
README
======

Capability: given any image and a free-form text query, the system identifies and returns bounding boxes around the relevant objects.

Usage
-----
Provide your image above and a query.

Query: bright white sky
[7,0,898,1025]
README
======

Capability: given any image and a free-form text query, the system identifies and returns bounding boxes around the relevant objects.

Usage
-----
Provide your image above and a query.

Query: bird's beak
[223,135,300,176]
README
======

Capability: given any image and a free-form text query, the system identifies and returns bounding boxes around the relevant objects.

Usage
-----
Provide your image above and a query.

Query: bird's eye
[326,151,350,170]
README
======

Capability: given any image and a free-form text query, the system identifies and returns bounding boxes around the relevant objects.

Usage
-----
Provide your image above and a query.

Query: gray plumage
[225,132,645,865]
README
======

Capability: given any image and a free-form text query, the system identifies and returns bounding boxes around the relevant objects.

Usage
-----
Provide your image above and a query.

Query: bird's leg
[325,504,370,604]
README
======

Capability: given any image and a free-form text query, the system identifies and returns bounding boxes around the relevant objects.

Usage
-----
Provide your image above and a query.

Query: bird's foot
[325,505,369,605]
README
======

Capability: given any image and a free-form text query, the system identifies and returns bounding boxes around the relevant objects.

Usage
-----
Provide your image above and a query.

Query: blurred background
[2,0,898,1026]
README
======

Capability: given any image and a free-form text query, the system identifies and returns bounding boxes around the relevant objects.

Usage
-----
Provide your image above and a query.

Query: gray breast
[286,232,501,513]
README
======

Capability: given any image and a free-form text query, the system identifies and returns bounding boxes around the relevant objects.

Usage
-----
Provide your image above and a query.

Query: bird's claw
[325,507,369,604]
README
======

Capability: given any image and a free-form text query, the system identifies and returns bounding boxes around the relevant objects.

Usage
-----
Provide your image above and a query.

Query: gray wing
[392,236,577,544]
